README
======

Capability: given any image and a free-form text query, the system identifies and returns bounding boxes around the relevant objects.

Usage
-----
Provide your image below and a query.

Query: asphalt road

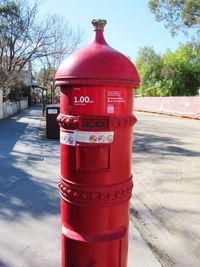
[131,112,200,266]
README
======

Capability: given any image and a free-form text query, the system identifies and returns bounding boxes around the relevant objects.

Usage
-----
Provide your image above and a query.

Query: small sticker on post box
[75,131,114,144]
[60,130,75,146]
[60,130,114,145]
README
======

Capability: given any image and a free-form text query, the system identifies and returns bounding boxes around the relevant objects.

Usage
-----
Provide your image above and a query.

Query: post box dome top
[55,19,140,88]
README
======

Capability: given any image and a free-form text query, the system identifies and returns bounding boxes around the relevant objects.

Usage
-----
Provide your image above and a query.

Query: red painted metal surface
[55,19,140,267]
[55,20,140,88]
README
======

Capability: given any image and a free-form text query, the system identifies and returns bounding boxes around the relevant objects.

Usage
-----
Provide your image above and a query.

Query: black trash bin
[46,104,60,139]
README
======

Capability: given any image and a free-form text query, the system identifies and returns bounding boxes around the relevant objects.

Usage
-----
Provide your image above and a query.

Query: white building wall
[19,62,32,86]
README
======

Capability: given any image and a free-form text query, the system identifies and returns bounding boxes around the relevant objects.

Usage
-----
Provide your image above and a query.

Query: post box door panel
[76,144,111,171]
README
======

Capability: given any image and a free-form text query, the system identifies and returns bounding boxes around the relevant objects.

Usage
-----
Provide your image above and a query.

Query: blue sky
[39,0,191,61]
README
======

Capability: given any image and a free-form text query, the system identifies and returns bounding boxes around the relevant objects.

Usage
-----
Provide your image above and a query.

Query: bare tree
[35,15,83,103]
[0,0,83,98]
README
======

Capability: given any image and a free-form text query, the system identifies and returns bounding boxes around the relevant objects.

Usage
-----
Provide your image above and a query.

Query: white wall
[19,99,28,110]
[134,96,200,119]
[3,97,28,119]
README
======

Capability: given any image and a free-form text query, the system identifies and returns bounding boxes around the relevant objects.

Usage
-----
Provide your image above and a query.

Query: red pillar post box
[55,19,140,267]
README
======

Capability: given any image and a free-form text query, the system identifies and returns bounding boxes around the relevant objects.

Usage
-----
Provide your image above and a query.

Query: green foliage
[146,0,200,96]
[149,0,200,38]
[136,44,200,96]
[135,46,163,96]
[161,45,200,95]
[35,67,58,103]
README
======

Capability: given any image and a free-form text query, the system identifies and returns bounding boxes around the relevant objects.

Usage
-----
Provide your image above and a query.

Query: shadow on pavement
[0,104,60,222]
[133,132,200,157]
[0,260,10,267]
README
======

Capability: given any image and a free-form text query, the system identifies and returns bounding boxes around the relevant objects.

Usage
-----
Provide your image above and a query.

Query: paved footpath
[0,105,161,267]
[131,112,200,267]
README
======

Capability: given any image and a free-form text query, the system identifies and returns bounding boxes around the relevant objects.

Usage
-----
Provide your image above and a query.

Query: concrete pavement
[0,105,161,267]
[0,105,60,267]
[132,112,200,267]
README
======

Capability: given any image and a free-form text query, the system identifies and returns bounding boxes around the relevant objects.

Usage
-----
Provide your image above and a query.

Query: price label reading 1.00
[74,96,92,104]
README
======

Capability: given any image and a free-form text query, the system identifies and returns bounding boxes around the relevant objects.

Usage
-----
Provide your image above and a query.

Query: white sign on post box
[48,109,57,114]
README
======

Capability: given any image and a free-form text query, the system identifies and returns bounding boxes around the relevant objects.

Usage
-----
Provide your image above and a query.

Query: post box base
[62,234,128,267]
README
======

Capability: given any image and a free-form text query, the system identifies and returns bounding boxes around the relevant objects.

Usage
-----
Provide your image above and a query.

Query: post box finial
[92,19,107,31]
